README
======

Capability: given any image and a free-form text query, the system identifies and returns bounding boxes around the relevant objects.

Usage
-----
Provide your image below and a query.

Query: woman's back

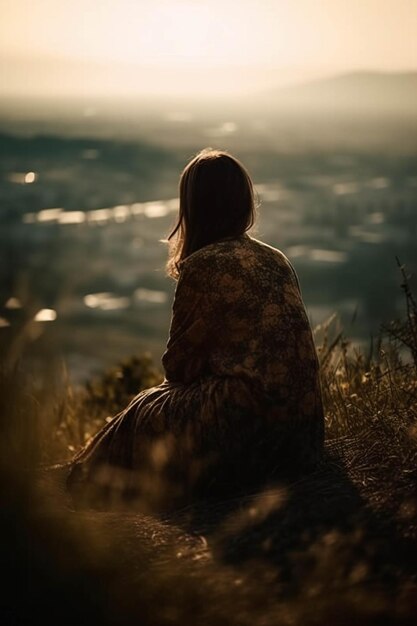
[164,234,320,394]
[161,233,324,487]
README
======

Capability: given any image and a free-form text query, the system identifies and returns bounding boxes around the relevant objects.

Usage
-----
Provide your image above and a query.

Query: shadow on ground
[173,441,417,593]
[3,438,417,626]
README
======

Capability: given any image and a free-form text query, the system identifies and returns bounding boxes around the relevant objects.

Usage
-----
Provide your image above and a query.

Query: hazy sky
[1,0,416,96]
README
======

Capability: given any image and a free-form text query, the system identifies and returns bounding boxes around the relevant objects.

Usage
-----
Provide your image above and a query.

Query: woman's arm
[162,259,212,384]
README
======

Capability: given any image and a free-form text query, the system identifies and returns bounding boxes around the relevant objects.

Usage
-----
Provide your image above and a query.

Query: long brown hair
[165,148,258,278]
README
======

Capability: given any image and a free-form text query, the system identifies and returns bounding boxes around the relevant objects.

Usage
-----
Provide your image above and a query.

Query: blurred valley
[1,70,416,382]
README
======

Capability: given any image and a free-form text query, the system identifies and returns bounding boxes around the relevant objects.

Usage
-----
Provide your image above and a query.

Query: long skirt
[66,376,321,512]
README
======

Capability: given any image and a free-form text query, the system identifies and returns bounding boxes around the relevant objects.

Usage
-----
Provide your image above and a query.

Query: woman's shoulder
[181,234,294,271]
[246,235,289,260]
[246,236,297,272]
[178,234,301,292]
[180,234,247,271]
[243,236,302,294]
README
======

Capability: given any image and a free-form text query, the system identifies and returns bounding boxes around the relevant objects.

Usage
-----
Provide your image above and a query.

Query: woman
[67,148,324,512]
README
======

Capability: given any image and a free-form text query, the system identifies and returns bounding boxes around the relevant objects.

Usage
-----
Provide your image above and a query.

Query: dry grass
[1,270,417,625]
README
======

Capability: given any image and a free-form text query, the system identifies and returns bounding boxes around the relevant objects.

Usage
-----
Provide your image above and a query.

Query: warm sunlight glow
[140,3,233,66]
[1,0,416,97]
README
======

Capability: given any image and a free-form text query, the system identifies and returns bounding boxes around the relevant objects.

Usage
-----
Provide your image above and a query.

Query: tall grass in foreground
[1,267,416,625]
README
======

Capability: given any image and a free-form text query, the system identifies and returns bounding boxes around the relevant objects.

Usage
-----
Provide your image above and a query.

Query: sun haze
[1,0,416,97]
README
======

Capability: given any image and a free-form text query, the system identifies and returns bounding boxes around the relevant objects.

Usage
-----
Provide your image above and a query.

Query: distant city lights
[38,208,63,222]
[142,201,169,218]
[333,182,359,195]
[34,308,57,322]
[7,171,38,184]
[113,205,131,222]
[25,172,37,184]
[134,288,167,304]
[58,211,86,224]
[5,297,22,309]
[21,198,179,227]
[84,293,130,311]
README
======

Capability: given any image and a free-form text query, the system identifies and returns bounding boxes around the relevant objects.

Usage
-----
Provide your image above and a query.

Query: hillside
[1,275,417,625]
[264,71,417,115]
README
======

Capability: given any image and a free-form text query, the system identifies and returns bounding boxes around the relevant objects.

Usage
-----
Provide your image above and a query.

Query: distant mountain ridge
[266,71,417,114]
[1,52,416,113]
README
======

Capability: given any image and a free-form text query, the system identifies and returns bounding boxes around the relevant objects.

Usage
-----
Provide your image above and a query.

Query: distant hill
[264,71,417,115]
[0,63,416,152]
[1,53,416,116]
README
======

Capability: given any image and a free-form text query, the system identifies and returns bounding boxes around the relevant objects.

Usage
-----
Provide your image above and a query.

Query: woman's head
[166,148,257,278]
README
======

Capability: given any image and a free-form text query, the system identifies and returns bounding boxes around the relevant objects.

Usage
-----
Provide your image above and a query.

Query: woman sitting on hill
[67,148,324,511]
